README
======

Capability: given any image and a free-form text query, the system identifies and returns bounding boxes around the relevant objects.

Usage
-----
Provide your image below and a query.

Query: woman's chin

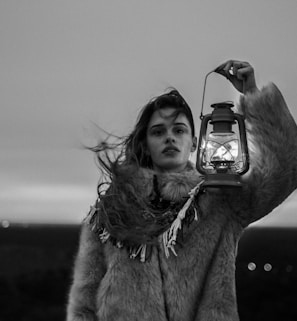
[153,161,187,173]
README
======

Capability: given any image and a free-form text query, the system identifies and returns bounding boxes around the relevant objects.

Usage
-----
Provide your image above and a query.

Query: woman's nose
[165,134,175,143]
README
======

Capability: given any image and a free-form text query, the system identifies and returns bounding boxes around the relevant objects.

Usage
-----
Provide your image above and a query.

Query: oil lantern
[196,101,249,187]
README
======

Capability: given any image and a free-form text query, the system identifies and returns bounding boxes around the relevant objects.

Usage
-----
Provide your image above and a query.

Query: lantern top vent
[210,101,234,109]
[210,101,235,124]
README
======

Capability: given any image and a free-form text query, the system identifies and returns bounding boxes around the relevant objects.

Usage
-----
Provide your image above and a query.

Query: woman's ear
[191,136,197,152]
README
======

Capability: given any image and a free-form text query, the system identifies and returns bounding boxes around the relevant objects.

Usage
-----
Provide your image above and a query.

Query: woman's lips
[162,146,180,154]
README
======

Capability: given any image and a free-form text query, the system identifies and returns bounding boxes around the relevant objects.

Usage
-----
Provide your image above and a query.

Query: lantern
[196,101,249,187]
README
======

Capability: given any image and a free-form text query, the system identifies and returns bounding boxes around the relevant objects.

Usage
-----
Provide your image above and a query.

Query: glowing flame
[209,140,239,162]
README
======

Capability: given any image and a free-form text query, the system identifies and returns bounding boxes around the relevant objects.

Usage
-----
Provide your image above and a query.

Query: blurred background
[1,1,297,320]
[1,0,296,226]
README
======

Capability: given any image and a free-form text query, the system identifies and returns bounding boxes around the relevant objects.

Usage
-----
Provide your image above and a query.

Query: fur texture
[67,83,297,321]
[88,162,202,251]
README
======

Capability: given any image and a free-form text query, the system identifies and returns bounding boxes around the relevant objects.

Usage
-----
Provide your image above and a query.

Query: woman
[67,60,297,321]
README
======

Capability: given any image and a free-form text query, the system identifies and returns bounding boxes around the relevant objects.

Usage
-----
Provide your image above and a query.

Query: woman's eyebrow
[149,124,165,129]
[174,122,188,127]
[149,122,188,129]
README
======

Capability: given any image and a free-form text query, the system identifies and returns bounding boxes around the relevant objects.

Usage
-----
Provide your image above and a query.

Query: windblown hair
[89,89,195,184]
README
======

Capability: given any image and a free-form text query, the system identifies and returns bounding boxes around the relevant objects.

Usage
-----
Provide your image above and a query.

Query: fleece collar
[86,162,204,261]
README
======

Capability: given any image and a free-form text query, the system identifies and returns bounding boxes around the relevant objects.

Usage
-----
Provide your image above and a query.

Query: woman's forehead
[148,107,190,126]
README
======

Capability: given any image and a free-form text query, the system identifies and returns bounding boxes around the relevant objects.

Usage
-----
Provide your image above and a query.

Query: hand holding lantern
[214,60,259,95]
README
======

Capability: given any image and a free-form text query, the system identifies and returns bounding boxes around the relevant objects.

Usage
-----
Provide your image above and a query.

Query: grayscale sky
[1,0,297,225]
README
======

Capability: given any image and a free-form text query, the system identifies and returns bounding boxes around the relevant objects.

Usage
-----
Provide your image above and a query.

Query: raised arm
[67,219,106,321]
[215,60,297,226]
[235,84,297,226]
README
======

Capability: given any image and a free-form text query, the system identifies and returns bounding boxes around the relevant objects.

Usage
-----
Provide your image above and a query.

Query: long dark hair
[90,89,195,183]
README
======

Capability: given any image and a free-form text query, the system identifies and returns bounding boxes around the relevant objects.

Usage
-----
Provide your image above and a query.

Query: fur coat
[67,83,297,321]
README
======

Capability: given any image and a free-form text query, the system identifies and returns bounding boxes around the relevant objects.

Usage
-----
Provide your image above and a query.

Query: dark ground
[1,224,297,321]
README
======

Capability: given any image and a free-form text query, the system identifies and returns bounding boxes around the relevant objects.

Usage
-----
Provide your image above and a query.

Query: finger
[232,61,250,77]
[223,60,234,75]
[214,67,226,76]
[237,66,254,80]
[214,60,228,72]
[214,61,234,80]
[214,59,233,73]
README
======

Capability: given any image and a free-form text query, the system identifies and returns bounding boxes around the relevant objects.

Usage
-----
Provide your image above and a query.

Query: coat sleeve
[66,220,106,321]
[226,83,297,227]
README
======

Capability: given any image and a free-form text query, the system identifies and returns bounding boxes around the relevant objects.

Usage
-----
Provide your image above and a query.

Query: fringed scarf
[85,162,204,262]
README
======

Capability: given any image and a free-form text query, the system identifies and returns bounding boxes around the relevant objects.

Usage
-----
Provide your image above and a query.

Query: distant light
[248,262,256,271]
[264,263,272,272]
[1,220,10,228]
[286,265,293,273]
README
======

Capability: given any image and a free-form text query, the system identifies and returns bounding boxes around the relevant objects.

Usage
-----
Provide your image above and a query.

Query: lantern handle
[200,70,215,120]
[200,67,246,120]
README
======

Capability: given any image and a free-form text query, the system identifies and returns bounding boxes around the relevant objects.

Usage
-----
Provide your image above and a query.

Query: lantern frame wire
[197,69,250,187]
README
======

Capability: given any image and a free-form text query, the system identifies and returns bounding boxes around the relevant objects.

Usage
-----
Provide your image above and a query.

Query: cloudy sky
[1,0,297,226]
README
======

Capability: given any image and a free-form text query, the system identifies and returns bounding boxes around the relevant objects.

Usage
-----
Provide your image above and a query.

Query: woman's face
[146,107,197,173]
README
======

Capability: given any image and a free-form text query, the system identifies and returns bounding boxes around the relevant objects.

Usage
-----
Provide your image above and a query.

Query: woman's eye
[151,129,164,136]
[175,127,185,134]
